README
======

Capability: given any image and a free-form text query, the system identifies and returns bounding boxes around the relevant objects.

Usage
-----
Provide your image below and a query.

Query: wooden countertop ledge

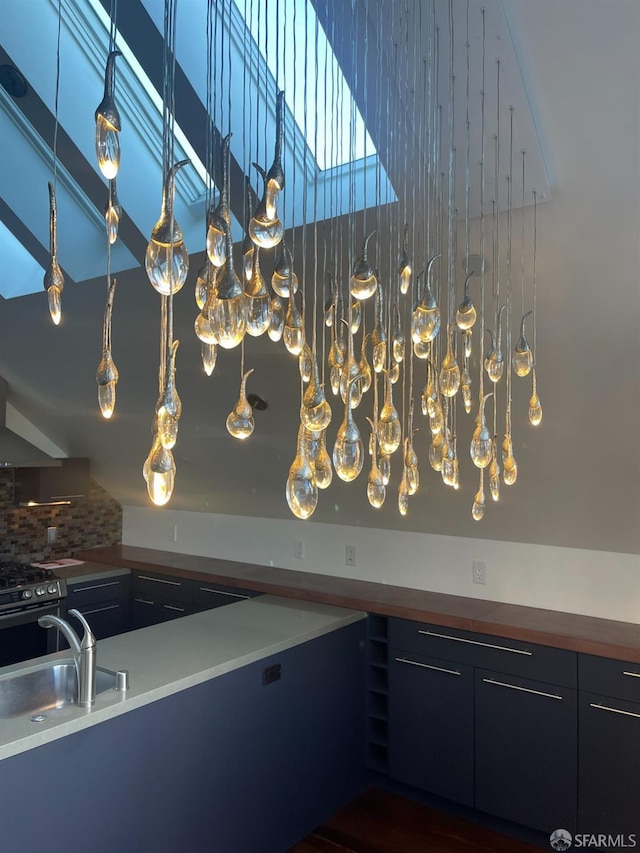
[75,544,640,664]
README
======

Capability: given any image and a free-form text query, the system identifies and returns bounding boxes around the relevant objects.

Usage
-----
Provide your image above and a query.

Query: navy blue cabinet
[578,654,640,834]
[63,573,130,641]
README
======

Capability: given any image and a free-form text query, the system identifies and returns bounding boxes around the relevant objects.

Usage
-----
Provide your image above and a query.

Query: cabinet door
[67,600,128,640]
[475,669,577,833]
[579,691,640,834]
[131,596,192,629]
[388,651,474,806]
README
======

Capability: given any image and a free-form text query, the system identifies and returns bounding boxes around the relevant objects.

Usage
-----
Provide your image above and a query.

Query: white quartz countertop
[0,596,365,762]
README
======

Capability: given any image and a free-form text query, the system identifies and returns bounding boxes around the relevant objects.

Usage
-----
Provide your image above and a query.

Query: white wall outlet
[473,560,487,585]
[294,539,305,559]
[168,524,178,543]
[46,526,57,544]
[345,544,356,566]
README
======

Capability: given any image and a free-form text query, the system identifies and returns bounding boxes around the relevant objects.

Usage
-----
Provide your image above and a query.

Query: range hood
[0,376,63,468]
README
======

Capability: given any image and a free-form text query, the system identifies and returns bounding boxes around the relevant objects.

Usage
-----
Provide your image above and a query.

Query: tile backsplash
[0,469,121,562]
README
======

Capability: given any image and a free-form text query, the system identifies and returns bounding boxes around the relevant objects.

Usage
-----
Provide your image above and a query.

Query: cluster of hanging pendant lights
[47,0,544,521]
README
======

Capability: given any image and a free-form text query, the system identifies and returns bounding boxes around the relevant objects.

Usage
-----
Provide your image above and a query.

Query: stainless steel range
[0,560,67,667]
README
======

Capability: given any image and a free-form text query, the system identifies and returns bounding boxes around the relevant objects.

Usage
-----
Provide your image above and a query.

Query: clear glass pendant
[207,133,232,267]
[145,159,190,295]
[328,334,345,397]
[455,272,477,330]
[462,329,472,359]
[439,326,461,397]
[411,255,441,343]
[441,432,456,487]
[268,296,285,342]
[195,257,215,310]
[472,471,486,521]
[485,306,506,383]
[379,452,392,485]
[245,247,271,337]
[371,280,387,373]
[392,303,405,363]
[207,220,246,349]
[489,440,501,501]
[502,433,518,485]
[44,182,64,326]
[529,368,543,426]
[96,277,118,419]
[350,232,377,300]
[313,430,333,490]
[398,468,410,516]
[299,342,313,383]
[301,355,332,432]
[156,340,182,450]
[398,223,412,296]
[226,369,255,440]
[429,398,444,435]
[378,371,401,455]
[201,342,217,376]
[513,310,534,377]
[366,419,386,508]
[404,438,419,496]
[350,300,362,334]
[428,431,444,471]
[413,339,430,360]
[241,177,255,282]
[94,50,122,180]
[283,291,305,356]
[104,178,122,245]
[333,376,365,482]
[286,426,318,520]
[422,359,438,417]
[263,90,285,220]
[461,367,472,414]
[389,361,400,384]
[194,282,219,344]
[146,439,176,507]
[340,321,363,409]
[249,163,284,249]
[470,393,494,468]
[271,242,298,299]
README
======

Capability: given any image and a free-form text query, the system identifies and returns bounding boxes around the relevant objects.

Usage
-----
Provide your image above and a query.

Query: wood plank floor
[288,788,544,853]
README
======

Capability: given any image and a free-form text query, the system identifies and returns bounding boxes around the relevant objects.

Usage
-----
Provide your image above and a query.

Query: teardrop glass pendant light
[470,393,494,468]
[156,340,182,450]
[365,419,386,508]
[398,224,412,296]
[104,178,122,245]
[146,438,176,507]
[96,277,118,418]
[44,182,64,325]
[472,471,486,521]
[513,310,534,377]
[349,232,377,300]
[411,255,441,343]
[195,257,215,311]
[268,296,285,342]
[484,305,506,382]
[489,439,501,501]
[378,371,401,455]
[455,272,477,330]
[244,247,271,337]
[439,326,461,397]
[340,321,363,409]
[397,467,410,516]
[145,159,190,295]
[502,433,518,486]
[208,222,247,349]
[226,369,255,439]
[350,299,362,334]
[286,425,318,520]
[333,376,365,482]
[283,291,305,356]
[461,366,472,414]
[301,355,332,432]
[428,430,444,472]
[249,163,284,249]
[263,90,285,220]
[201,342,217,376]
[207,133,232,267]
[392,303,405,363]
[241,178,255,282]
[299,342,313,382]
[271,242,298,298]
[313,430,333,490]
[94,50,122,180]
[371,280,387,373]
[528,368,543,426]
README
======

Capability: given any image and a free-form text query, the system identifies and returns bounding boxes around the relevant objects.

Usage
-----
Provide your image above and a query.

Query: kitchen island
[0,596,367,853]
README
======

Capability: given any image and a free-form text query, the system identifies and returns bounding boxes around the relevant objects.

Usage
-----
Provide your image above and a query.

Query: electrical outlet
[168,524,178,543]
[294,539,305,559]
[46,526,57,544]
[473,560,487,585]
[345,544,356,566]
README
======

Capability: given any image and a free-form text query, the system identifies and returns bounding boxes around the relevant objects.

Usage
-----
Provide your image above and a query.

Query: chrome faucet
[38,609,97,707]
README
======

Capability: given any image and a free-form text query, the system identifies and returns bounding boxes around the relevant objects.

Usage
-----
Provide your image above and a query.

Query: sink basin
[0,662,117,719]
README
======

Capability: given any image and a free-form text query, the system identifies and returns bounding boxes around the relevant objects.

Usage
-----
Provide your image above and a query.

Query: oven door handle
[0,602,61,630]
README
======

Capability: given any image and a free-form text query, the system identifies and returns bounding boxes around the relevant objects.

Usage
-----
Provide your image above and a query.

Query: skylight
[0,220,44,300]
[231,0,377,171]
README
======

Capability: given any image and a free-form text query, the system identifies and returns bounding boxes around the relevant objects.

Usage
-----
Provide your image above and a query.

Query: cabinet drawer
[389,618,577,688]
[66,574,130,609]
[131,596,194,629]
[132,571,193,605]
[579,654,640,703]
[71,600,129,640]
[193,581,258,610]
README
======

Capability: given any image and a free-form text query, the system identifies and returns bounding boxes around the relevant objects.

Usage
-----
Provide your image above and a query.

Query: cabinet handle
[80,604,120,616]
[134,598,154,606]
[589,702,640,720]
[71,581,121,594]
[418,629,532,656]
[198,587,249,599]
[482,678,562,700]
[623,671,640,679]
[138,575,181,587]
[395,657,461,677]
[163,604,186,612]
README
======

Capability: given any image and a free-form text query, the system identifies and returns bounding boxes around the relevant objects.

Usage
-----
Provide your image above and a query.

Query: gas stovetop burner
[0,561,66,611]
